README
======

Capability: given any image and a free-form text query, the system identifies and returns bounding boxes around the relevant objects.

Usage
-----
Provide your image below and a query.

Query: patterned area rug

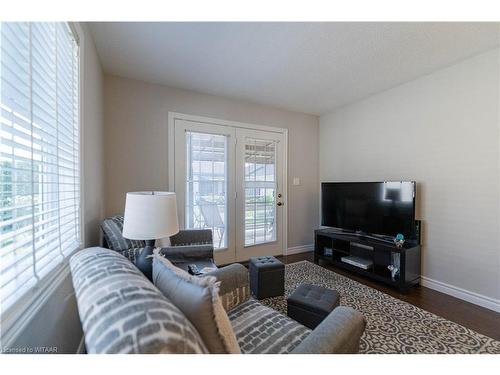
[259,260,500,354]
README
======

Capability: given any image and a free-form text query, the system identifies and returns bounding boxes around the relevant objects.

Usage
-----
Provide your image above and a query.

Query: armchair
[101,215,217,272]
[160,229,217,272]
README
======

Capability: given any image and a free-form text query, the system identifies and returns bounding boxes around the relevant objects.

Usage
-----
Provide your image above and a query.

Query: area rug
[259,260,500,354]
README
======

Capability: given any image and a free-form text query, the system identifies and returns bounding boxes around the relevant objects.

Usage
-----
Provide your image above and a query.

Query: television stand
[314,229,421,292]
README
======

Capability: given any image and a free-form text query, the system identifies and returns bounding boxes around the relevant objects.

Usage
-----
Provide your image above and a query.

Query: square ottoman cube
[287,283,340,329]
[249,256,285,299]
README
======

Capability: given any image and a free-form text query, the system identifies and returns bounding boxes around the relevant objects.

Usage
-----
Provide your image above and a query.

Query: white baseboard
[286,244,314,255]
[284,244,499,313]
[421,276,500,313]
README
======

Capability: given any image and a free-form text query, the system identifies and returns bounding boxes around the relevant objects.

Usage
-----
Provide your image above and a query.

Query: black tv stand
[314,229,421,292]
[322,228,396,245]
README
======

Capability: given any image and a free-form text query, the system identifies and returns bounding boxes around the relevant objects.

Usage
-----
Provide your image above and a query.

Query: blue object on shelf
[394,233,405,248]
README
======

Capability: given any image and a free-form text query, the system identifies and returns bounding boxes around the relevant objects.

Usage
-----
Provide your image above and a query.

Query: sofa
[70,247,366,354]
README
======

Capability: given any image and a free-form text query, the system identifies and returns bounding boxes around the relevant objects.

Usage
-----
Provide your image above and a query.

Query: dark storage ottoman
[249,256,285,299]
[287,283,340,329]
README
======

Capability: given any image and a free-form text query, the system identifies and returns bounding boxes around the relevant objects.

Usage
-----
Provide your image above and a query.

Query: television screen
[321,181,416,238]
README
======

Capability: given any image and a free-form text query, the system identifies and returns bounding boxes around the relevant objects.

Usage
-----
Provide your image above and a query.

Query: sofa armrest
[291,306,366,354]
[159,244,214,262]
[205,263,250,311]
[70,247,208,354]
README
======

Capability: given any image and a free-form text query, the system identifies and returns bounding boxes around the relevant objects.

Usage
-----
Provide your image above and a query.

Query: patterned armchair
[100,215,217,272]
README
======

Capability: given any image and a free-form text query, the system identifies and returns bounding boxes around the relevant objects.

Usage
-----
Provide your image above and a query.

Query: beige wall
[320,49,500,310]
[104,75,319,248]
[82,25,105,247]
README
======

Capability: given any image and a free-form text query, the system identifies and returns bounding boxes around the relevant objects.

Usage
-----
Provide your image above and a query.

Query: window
[244,138,276,246]
[185,131,227,249]
[0,22,80,311]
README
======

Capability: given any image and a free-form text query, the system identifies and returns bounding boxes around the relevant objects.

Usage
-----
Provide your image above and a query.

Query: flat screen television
[321,181,416,239]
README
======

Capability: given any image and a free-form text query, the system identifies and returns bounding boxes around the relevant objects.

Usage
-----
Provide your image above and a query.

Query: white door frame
[167,112,288,259]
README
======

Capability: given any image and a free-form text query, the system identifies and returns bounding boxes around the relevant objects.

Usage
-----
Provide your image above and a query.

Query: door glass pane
[244,138,276,246]
[185,131,227,249]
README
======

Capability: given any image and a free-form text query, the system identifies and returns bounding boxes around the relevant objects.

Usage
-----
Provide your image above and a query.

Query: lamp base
[136,239,155,280]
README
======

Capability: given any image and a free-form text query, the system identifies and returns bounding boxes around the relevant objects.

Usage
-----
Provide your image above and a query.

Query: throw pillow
[152,253,241,354]
[101,215,146,251]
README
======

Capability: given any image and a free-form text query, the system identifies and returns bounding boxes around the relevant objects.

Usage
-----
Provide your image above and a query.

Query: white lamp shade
[122,191,179,240]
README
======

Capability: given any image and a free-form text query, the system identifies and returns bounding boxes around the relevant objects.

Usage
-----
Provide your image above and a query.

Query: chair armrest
[291,306,366,354]
[159,244,214,262]
[205,263,250,311]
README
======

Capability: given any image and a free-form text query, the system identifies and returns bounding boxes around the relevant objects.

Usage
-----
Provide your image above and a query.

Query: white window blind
[0,22,80,311]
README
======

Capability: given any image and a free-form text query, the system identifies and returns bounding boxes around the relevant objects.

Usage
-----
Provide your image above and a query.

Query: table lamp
[122,191,179,280]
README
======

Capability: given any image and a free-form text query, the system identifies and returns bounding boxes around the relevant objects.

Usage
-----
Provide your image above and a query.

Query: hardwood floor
[277,251,500,341]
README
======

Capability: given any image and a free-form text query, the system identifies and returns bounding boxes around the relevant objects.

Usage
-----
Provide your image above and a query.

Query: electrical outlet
[292,177,300,186]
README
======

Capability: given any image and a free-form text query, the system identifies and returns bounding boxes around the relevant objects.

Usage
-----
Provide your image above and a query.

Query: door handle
[277,202,283,206]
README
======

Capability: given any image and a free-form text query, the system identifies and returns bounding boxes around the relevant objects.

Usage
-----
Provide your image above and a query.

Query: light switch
[292,177,300,186]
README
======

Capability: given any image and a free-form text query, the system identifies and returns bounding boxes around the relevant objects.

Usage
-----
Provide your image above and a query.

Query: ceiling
[88,22,499,115]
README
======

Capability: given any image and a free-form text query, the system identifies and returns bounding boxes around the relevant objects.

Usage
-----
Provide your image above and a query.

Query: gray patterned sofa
[70,247,366,354]
[101,215,217,272]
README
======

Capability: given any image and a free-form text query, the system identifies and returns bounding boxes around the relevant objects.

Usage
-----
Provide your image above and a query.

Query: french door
[171,115,286,265]
[235,128,284,262]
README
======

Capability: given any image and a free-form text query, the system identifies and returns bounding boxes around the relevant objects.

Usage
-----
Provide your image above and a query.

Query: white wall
[8,23,104,352]
[320,49,500,311]
[103,75,320,250]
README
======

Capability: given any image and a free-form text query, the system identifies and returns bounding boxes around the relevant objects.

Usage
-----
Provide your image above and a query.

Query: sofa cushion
[228,299,311,354]
[70,247,208,354]
[101,215,145,251]
[152,254,241,354]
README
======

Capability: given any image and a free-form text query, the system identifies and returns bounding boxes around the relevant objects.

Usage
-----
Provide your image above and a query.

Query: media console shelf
[314,229,421,292]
